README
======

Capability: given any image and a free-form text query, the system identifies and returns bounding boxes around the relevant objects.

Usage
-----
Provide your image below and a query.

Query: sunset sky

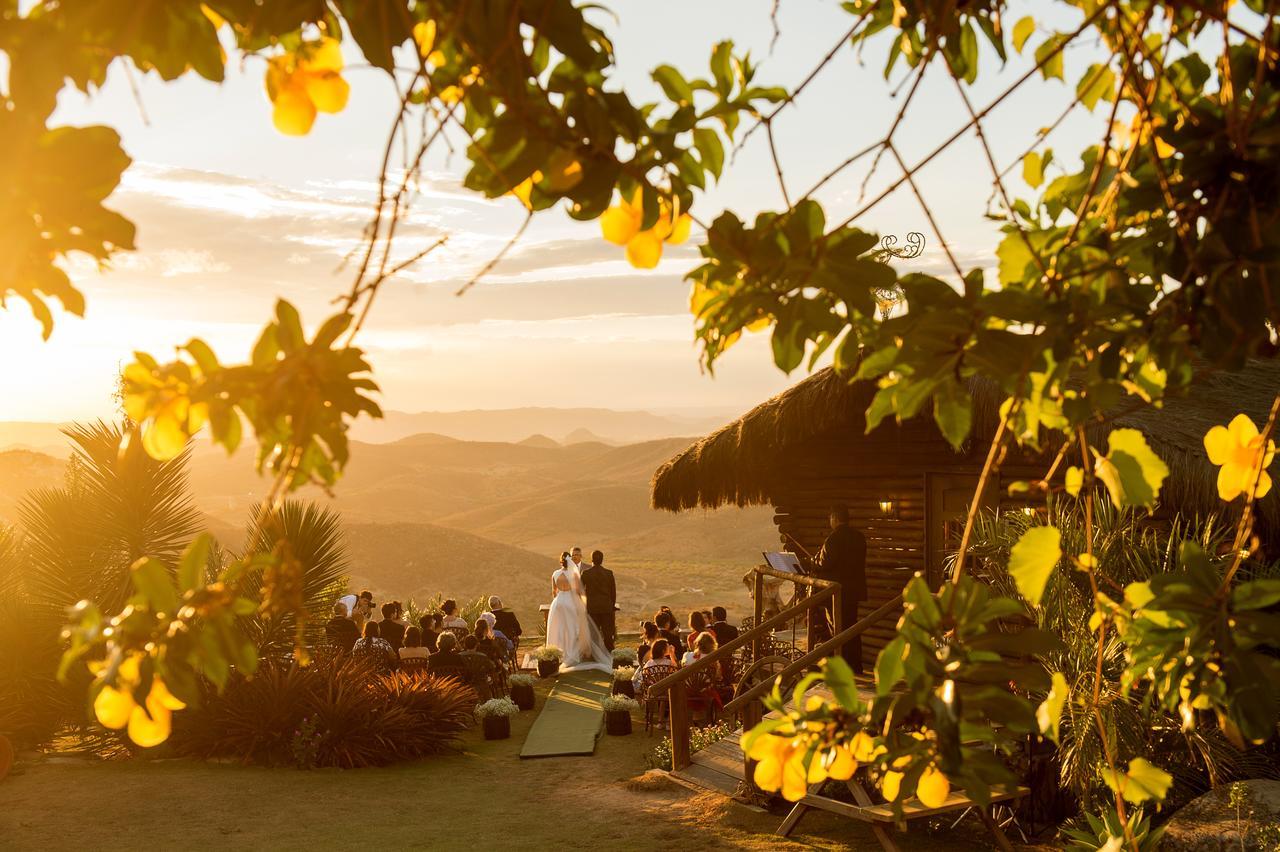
[2,0,1102,422]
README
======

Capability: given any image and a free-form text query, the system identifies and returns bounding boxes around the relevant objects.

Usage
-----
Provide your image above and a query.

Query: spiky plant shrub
[172,655,476,768]
[8,422,204,752]
[239,500,351,659]
[967,499,1280,814]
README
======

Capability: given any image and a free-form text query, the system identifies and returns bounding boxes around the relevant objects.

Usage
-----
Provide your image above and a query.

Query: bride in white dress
[544,551,613,673]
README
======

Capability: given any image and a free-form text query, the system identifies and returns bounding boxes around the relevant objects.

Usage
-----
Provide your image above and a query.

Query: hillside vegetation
[0,427,773,629]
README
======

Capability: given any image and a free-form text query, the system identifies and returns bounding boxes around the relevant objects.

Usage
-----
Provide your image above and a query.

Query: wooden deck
[671,676,877,797]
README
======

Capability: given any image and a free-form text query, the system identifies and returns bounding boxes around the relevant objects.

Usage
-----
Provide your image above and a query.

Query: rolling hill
[0,424,772,628]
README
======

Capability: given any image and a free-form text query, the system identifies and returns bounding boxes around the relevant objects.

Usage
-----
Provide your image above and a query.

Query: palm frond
[239,500,351,658]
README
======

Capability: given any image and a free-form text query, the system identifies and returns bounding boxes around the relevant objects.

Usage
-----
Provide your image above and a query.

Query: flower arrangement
[602,695,640,713]
[532,645,562,662]
[474,697,520,721]
[612,647,637,666]
[508,673,536,688]
[613,665,636,681]
[646,722,734,770]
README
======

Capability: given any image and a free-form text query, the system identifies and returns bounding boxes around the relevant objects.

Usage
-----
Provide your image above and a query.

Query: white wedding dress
[544,564,612,673]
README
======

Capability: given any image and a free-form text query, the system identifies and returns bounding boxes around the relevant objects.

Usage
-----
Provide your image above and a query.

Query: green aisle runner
[519,669,611,759]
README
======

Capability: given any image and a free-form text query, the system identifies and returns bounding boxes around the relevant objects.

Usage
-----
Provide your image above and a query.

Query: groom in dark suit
[581,550,617,651]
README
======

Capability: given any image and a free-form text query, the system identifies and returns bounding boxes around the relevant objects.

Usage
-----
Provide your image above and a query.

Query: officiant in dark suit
[581,550,617,651]
[812,503,868,674]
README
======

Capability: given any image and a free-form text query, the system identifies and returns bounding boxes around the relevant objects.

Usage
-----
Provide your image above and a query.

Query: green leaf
[1093,428,1169,510]
[1064,466,1083,497]
[875,635,907,696]
[1101,758,1173,804]
[933,382,973,449]
[1077,63,1116,111]
[653,64,694,105]
[709,41,734,96]
[693,127,725,180]
[1036,672,1068,744]
[178,534,212,594]
[822,656,860,711]
[131,557,180,615]
[1008,525,1062,607]
[1023,151,1044,188]
[1232,579,1280,611]
[1034,33,1068,81]
[1012,16,1036,53]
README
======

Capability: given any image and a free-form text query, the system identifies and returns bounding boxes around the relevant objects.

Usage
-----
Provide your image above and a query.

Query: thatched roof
[651,361,1280,527]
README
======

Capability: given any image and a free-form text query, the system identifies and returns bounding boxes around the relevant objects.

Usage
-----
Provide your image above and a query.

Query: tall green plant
[240,500,350,659]
[967,501,1279,809]
[20,421,202,615]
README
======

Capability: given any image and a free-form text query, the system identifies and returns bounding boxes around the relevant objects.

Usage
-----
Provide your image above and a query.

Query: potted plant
[475,697,519,740]
[509,673,536,710]
[612,666,637,698]
[612,647,637,668]
[533,645,562,678]
[602,695,639,736]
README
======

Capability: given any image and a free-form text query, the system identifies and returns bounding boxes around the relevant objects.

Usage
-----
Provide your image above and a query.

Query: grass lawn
[0,680,1019,851]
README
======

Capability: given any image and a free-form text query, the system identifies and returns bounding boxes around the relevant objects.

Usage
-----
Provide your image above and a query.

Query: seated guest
[489,596,523,646]
[473,618,504,663]
[701,609,714,627]
[459,635,497,699]
[324,601,359,653]
[682,631,718,666]
[688,609,708,638]
[352,620,396,671]
[654,609,684,658]
[399,626,429,662]
[428,632,465,674]
[709,606,739,647]
[441,598,468,630]
[380,601,407,652]
[479,611,514,655]
[419,612,443,652]
[634,638,676,691]
[637,621,660,664]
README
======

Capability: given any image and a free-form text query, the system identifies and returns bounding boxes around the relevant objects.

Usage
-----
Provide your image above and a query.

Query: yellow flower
[917,765,951,808]
[881,770,903,801]
[747,733,811,801]
[509,171,543,211]
[438,85,463,104]
[850,731,877,763]
[413,20,437,58]
[91,656,186,748]
[122,361,207,461]
[265,38,350,136]
[600,190,693,269]
[1203,413,1276,501]
[823,744,858,781]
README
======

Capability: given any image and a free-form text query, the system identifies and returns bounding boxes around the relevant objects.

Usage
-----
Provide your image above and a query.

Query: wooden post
[669,680,690,770]
[832,582,844,657]
[752,568,765,661]
[742,698,763,793]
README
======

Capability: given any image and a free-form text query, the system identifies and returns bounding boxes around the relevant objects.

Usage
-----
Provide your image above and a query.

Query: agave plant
[238,500,351,659]
[967,499,1280,812]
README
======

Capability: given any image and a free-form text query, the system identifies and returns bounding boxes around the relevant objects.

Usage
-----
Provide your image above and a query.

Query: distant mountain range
[0,406,733,457]
[0,414,770,626]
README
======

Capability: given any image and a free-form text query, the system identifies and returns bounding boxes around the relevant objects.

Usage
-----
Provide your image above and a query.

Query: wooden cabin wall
[770,418,988,666]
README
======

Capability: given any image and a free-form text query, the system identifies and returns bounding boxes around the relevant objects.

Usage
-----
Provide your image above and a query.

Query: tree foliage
[5,2,1280,842]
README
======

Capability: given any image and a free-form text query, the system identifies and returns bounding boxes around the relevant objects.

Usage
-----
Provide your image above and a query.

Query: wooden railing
[651,563,904,774]
[650,568,839,770]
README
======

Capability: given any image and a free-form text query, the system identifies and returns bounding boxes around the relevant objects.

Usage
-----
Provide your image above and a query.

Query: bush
[646,721,735,770]
[611,648,637,666]
[172,655,476,768]
[613,666,636,681]
[508,674,536,688]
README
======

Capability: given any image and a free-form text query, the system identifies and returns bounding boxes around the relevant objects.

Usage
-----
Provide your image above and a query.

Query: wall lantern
[878,498,898,518]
